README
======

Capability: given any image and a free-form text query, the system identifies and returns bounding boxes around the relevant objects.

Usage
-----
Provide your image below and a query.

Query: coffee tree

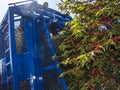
[53,0,120,90]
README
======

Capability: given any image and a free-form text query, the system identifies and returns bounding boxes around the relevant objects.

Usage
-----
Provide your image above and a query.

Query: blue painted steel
[23,18,38,90]
[32,19,44,90]
[8,7,19,90]
[0,1,72,90]
[43,18,68,90]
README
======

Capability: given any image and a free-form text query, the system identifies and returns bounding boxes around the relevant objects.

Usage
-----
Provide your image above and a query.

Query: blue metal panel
[8,7,19,90]
[23,18,38,90]
[32,19,44,90]
[42,18,68,90]
[0,1,72,90]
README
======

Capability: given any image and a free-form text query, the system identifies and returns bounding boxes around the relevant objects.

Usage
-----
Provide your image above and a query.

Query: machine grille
[15,27,26,54]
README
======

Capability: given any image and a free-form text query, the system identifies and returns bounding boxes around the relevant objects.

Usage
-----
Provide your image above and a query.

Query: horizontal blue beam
[9,2,72,22]
[43,64,57,71]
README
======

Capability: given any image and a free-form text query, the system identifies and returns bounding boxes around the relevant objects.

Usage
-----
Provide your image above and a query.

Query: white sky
[0,0,60,22]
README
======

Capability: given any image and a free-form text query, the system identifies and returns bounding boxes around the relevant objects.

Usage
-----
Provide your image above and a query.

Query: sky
[0,0,60,22]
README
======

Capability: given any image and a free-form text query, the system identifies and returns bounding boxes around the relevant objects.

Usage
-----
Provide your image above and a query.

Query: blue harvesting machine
[0,0,72,90]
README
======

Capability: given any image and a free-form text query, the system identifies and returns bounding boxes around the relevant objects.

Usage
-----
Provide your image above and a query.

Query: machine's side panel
[38,20,67,90]
[0,1,72,90]
[8,7,19,90]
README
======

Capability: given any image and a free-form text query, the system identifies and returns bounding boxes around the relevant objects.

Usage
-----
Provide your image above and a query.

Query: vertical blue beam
[1,24,6,89]
[8,7,19,90]
[23,18,37,90]
[24,18,44,90]
[32,19,44,90]
[42,18,68,90]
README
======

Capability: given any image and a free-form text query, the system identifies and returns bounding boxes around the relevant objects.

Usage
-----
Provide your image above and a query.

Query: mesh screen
[43,69,63,90]
[15,23,26,54]
[19,80,31,90]
[39,29,64,90]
